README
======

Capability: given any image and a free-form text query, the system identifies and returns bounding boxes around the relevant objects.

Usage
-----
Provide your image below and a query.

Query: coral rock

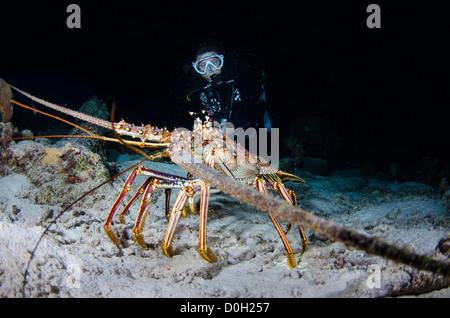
[0,78,13,123]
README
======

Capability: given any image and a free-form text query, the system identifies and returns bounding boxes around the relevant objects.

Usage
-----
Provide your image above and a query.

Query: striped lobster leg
[104,165,191,248]
[161,183,199,258]
[255,178,307,268]
[161,151,218,263]
[266,181,308,254]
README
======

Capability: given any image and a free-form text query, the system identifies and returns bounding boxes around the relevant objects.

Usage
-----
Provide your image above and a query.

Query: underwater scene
[0,1,449,299]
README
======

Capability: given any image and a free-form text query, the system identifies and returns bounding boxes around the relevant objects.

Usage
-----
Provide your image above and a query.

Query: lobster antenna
[9,99,167,148]
[9,84,112,130]
[11,99,98,136]
[110,102,169,161]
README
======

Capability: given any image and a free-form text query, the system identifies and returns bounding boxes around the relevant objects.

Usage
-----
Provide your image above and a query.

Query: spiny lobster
[3,79,450,279]
[3,80,307,268]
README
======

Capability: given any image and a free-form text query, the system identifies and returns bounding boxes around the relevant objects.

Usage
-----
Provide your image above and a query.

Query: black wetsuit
[176,54,268,130]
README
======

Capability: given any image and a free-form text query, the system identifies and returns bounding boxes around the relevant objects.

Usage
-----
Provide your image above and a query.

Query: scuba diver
[176,39,272,131]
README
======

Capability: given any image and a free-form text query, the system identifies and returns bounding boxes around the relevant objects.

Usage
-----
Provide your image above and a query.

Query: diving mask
[192,54,224,75]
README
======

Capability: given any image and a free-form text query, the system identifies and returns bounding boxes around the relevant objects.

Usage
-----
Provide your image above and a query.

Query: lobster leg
[105,165,192,248]
[164,189,172,221]
[119,178,153,224]
[104,168,138,247]
[271,182,308,254]
[255,178,298,268]
[282,189,296,234]
[198,180,218,263]
[132,181,155,248]
[161,186,195,257]
[196,152,218,263]
[133,179,195,250]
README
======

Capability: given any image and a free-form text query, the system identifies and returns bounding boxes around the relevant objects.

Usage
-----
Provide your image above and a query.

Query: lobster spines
[8,82,173,146]
[113,120,172,144]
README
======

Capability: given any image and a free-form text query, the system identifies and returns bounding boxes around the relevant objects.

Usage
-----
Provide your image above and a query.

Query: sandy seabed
[0,139,449,298]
